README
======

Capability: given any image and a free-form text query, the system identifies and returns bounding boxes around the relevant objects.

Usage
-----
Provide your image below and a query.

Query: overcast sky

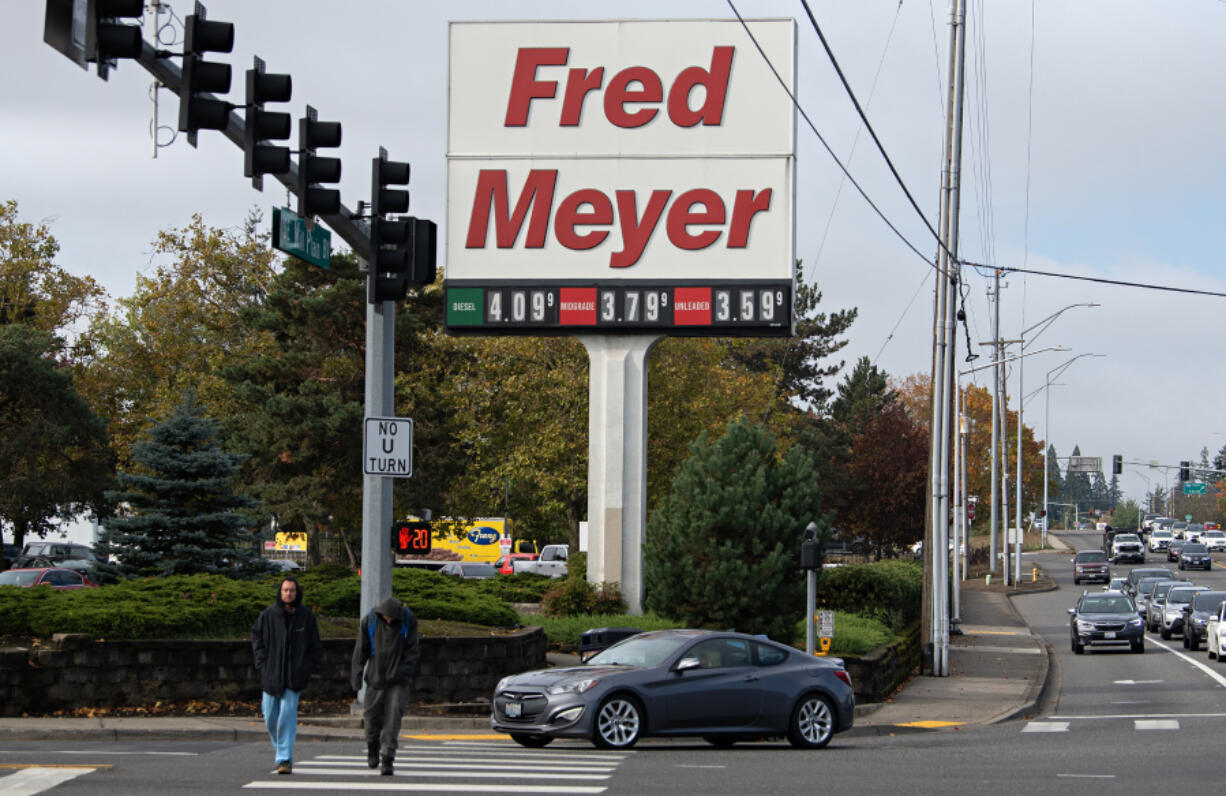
[4,1,1225,543]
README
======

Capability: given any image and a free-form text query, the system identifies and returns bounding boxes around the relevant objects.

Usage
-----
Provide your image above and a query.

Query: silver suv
[1161,585,1210,639]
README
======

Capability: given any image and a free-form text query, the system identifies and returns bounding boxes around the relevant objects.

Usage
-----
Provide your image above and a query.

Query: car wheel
[787,693,836,749]
[1189,635,1200,651]
[1210,648,1217,660]
[1161,627,1172,640]
[510,733,553,748]
[1132,638,1145,654]
[1073,577,1080,585]
[1072,634,1085,655]
[703,735,737,748]
[592,695,643,749]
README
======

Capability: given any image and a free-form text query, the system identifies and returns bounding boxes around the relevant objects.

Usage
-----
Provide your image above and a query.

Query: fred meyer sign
[446,19,796,336]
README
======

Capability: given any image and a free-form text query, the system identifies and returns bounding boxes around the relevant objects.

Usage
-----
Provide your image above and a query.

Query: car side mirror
[675,657,702,672]
[1067,608,1076,616]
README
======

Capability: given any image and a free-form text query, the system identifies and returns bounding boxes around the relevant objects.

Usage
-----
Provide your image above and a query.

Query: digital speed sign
[446,20,797,338]
[446,281,791,335]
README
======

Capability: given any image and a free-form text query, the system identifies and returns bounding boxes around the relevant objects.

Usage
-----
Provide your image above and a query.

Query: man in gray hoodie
[351,595,420,775]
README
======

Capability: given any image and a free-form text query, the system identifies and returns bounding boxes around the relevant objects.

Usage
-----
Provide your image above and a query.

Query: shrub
[541,578,625,617]
[792,611,895,655]
[815,559,922,630]
[474,573,554,603]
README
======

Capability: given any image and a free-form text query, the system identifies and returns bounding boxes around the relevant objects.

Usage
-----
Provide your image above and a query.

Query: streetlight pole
[1012,303,1098,582]
[1041,353,1104,548]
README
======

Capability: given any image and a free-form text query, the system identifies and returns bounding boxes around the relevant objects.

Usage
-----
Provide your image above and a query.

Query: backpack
[367,606,412,654]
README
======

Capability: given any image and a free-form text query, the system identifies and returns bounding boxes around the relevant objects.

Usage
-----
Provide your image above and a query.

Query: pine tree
[96,392,263,579]
[643,417,828,640]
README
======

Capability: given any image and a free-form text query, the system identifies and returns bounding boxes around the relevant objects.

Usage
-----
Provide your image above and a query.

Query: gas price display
[445,282,792,336]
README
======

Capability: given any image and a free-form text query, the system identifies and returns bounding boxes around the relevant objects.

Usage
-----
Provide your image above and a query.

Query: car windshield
[1115,535,1139,543]
[1208,531,1226,538]
[1192,592,1226,611]
[1076,551,1107,562]
[1168,589,1202,606]
[1183,544,1208,554]
[0,570,38,586]
[1080,596,1134,613]
[586,634,691,667]
[1153,531,1172,538]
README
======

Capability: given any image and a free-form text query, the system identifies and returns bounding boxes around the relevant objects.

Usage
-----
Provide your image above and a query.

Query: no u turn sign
[364,417,413,477]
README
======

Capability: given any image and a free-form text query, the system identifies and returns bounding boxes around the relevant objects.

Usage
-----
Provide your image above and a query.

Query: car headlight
[495,677,511,693]
[1128,618,1143,627]
[1076,620,1094,631]
[546,678,601,695]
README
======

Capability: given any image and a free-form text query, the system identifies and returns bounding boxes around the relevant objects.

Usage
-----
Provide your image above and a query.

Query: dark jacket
[251,582,323,696]
[351,595,420,691]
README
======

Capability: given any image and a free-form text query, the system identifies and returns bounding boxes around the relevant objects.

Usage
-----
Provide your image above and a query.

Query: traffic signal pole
[132,37,394,617]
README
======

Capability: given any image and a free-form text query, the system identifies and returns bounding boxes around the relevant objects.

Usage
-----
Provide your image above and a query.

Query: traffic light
[1180,461,1191,482]
[409,218,439,287]
[392,521,431,556]
[178,9,235,147]
[297,106,342,221]
[1112,455,1123,475]
[369,149,413,303]
[243,57,292,190]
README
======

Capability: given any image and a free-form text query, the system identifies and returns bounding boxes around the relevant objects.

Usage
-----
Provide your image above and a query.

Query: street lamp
[1042,353,1105,547]
[1013,303,1099,583]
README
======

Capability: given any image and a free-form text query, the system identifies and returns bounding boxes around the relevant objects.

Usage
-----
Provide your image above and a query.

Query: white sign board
[445,18,796,336]
[364,417,413,478]
[817,610,835,638]
[1067,456,1102,473]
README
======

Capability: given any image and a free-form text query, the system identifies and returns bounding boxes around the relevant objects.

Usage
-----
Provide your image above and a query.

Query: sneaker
[276,762,292,775]
[367,742,379,769]
[380,756,394,776]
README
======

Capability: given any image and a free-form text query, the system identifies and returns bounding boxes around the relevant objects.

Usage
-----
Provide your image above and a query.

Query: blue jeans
[262,689,300,764]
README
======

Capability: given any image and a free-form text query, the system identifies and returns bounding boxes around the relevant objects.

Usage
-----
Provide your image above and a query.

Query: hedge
[815,559,923,631]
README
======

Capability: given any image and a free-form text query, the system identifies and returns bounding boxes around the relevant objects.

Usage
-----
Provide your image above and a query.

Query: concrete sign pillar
[580,335,662,616]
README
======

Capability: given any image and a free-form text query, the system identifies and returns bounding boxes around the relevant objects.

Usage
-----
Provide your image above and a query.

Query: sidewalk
[0,560,1060,744]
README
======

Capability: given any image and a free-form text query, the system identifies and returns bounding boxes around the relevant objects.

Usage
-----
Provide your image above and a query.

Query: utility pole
[924,0,967,678]
[988,271,1001,574]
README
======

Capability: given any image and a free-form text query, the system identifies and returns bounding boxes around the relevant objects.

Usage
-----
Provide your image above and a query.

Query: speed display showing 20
[445,282,792,336]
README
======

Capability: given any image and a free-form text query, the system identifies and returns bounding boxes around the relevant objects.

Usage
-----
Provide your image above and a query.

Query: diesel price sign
[445,19,796,337]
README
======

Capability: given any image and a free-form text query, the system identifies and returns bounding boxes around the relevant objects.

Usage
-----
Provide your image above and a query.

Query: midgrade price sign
[445,19,796,337]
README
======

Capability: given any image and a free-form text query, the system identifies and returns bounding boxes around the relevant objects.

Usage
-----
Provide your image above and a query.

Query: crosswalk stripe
[242,783,606,793]
[1134,719,1180,730]
[1021,721,1069,732]
[297,761,614,773]
[0,767,97,795]
[317,752,623,764]
[280,767,608,781]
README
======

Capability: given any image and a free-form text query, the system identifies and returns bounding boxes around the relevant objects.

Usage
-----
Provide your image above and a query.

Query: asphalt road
[8,530,1226,794]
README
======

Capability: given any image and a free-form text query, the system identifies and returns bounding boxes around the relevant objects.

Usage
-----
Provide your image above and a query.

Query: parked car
[1179,542,1212,571]
[513,544,569,578]
[1204,530,1226,552]
[1167,538,1188,562]
[1068,592,1145,654]
[439,562,498,580]
[494,553,537,575]
[1072,550,1111,585]
[1143,579,1184,632]
[1110,533,1145,564]
[1148,530,1174,552]
[0,567,99,589]
[14,542,97,573]
[1205,600,1226,660]
[1181,590,1226,651]
[490,629,856,749]
[1160,584,1210,639]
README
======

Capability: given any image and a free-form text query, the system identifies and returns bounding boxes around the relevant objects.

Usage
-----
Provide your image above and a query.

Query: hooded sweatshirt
[351,595,420,691]
[250,580,323,696]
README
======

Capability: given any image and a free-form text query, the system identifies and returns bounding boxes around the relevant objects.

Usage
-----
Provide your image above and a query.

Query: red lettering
[604,66,662,128]
[555,189,612,249]
[465,169,557,249]
[610,190,671,268]
[727,189,772,247]
[667,46,734,127]
[504,48,569,127]
[666,189,724,250]
[560,67,605,126]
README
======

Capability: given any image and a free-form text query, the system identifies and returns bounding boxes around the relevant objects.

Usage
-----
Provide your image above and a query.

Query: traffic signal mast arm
[134,39,376,262]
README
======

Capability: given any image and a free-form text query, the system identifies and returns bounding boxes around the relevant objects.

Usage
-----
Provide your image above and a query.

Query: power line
[965,262,1226,298]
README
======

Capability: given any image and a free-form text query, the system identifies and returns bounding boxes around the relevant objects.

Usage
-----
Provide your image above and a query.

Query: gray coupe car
[490,628,855,750]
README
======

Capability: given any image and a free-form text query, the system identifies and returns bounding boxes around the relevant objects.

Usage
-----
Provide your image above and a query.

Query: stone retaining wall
[840,624,921,703]
[0,628,546,717]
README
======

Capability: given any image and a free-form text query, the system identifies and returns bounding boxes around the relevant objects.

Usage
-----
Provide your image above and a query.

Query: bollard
[1032,565,1038,582]
[986,573,992,586]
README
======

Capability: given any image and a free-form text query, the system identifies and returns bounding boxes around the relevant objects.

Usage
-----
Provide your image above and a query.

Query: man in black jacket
[351,595,420,776]
[251,577,323,775]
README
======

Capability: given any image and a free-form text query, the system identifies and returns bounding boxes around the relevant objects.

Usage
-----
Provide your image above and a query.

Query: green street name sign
[272,207,331,269]
[1183,482,1207,495]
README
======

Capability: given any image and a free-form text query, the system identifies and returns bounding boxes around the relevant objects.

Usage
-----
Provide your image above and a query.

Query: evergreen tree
[96,392,263,579]
[644,418,828,640]
[1046,444,1064,509]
